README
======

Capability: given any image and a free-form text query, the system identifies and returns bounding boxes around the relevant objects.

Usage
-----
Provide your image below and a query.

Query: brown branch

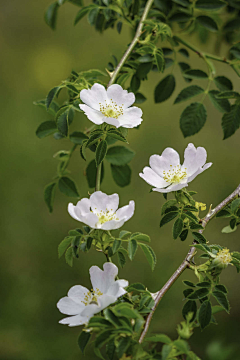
[139,184,240,343]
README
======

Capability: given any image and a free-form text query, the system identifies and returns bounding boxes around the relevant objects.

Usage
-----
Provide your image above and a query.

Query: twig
[139,184,240,343]
[108,0,155,87]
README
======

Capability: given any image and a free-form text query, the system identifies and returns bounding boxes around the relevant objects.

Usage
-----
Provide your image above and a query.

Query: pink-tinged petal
[115,200,135,221]
[153,183,188,193]
[57,297,84,315]
[100,219,125,230]
[117,107,143,128]
[79,104,105,125]
[59,314,89,327]
[80,83,107,111]
[107,84,135,108]
[139,167,168,188]
[97,294,117,311]
[182,144,207,176]
[68,285,90,305]
[90,262,118,294]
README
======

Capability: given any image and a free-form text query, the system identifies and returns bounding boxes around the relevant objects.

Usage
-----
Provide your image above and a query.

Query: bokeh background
[0,1,240,359]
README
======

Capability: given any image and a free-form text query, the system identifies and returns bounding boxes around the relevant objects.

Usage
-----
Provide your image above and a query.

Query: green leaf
[174,340,189,354]
[160,211,179,227]
[36,121,57,139]
[196,16,218,32]
[46,86,61,110]
[136,62,152,80]
[74,5,97,25]
[212,291,230,313]
[182,300,197,321]
[212,305,225,314]
[116,337,131,359]
[58,176,79,197]
[216,209,231,218]
[183,69,208,79]
[180,102,207,137]
[146,334,172,344]
[78,331,91,354]
[215,284,228,294]
[231,198,240,213]
[130,233,151,243]
[103,308,122,327]
[95,330,113,348]
[139,243,156,270]
[174,85,204,104]
[33,99,59,116]
[65,246,74,266]
[128,239,138,260]
[69,131,88,144]
[117,250,126,268]
[106,146,135,166]
[44,182,57,213]
[214,76,233,91]
[130,74,140,92]
[127,283,145,292]
[58,236,73,258]
[173,218,183,239]
[135,93,147,104]
[57,108,74,136]
[114,303,140,319]
[196,281,211,287]
[86,160,104,188]
[216,91,240,99]
[208,90,230,113]
[161,200,178,215]
[178,48,189,58]
[107,130,127,143]
[187,287,209,300]
[154,74,176,103]
[119,230,131,239]
[198,300,212,330]
[154,48,165,72]
[162,344,172,360]
[195,0,226,11]
[192,231,207,244]
[110,164,131,187]
[112,239,122,254]
[183,280,195,287]
[44,2,59,30]
[222,225,237,233]
[221,104,240,139]
[88,317,112,328]
[180,229,188,241]
[169,12,193,22]
[95,140,107,166]
[223,18,240,32]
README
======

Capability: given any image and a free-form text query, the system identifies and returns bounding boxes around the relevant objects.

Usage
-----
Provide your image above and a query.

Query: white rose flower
[139,143,212,193]
[68,191,135,230]
[79,83,143,128]
[57,262,128,327]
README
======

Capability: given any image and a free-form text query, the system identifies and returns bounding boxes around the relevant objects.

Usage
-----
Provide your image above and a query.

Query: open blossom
[139,143,212,193]
[57,263,128,327]
[68,191,135,230]
[79,83,143,128]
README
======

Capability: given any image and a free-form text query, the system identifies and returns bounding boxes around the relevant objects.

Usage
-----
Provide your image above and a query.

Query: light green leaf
[180,102,207,137]
[130,233,151,243]
[44,2,59,30]
[65,246,74,266]
[146,334,172,344]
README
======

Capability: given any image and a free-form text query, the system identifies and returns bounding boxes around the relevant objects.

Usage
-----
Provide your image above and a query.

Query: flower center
[163,165,187,184]
[216,248,232,265]
[99,99,124,119]
[82,288,103,306]
[92,208,119,226]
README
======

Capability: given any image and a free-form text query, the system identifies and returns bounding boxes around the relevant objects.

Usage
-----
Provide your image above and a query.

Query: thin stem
[95,163,102,191]
[139,184,240,343]
[108,0,155,87]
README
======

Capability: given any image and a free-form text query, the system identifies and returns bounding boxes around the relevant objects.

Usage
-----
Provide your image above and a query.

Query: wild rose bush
[35,0,240,359]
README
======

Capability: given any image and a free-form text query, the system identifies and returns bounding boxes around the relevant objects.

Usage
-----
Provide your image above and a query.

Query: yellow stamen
[163,164,187,184]
[99,100,124,119]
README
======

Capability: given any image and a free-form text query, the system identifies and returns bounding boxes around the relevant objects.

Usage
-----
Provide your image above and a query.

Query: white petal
[90,191,110,212]
[100,219,125,230]
[107,281,128,298]
[103,117,121,128]
[187,162,212,183]
[79,104,105,125]
[116,107,143,128]
[139,167,168,188]
[106,84,135,108]
[81,303,101,317]
[68,285,90,304]
[182,144,207,176]
[75,198,91,215]
[153,183,188,193]
[90,262,118,294]
[80,83,107,111]
[115,200,135,221]
[68,203,81,221]
[150,148,180,175]
[97,294,117,311]
[116,279,129,288]
[59,314,89,327]
[79,213,99,228]
[106,193,119,212]
[57,297,84,315]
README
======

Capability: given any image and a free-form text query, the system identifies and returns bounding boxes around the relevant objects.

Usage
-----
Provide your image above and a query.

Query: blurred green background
[0,1,240,359]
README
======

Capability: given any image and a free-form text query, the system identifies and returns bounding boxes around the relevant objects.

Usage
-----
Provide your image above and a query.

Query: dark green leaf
[146,334,172,344]
[161,199,178,215]
[214,76,233,91]
[127,282,145,292]
[36,121,57,139]
[187,288,209,300]
[215,284,228,294]
[106,339,116,360]
[85,132,103,148]
[221,104,240,139]
[112,239,121,254]
[154,74,176,103]
[196,282,211,287]
[130,74,140,92]
[111,164,131,187]
[117,337,131,358]
[117,250,126,268]
[192,231,207,244]
[160,211,179,227]
[58,237,73,258]
[78,331,91,354]
[183,69,208,79]
[195,0,226,10]
[216,91,240,99]
[231,198,240,213]
[128,239,138,260]
[86,160,104,188]
[180,102,207,137]
[169,12,193,22]
[46,86,61,110]
[74,5,96,25]
[114,303,140,318]
[130,233,151,243]
[135,93,147,104]
[57,109,72,136]
[106,146,135,165]
[70,131,88,144]
[136,62,152,80]
[174,85,204,104]
[103,308,122,327]
[212,291,229,313]
[44,2,59,30]
[44,182,57,213]
[58,177,79,197]
[95,330,113,348]
[154,48,165,72]
[88,316,112,328]
[173,218,183,239]
[107,130,127,143]
[182,300,197,321]
[117,21,122,34]
[216,209,231,218]
[183,280,195,287]
[208,90,230,113]
[65,246,74,266]
[198,300,212,330]
[95,140,107,166]
[162,344,172,360]
[139,243,156,270]
[178,48,189,58]
[196,16,218,31]
[180,229,188,241]
[223,19,240,32]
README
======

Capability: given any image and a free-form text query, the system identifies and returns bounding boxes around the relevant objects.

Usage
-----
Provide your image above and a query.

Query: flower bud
[211,248,232,270]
